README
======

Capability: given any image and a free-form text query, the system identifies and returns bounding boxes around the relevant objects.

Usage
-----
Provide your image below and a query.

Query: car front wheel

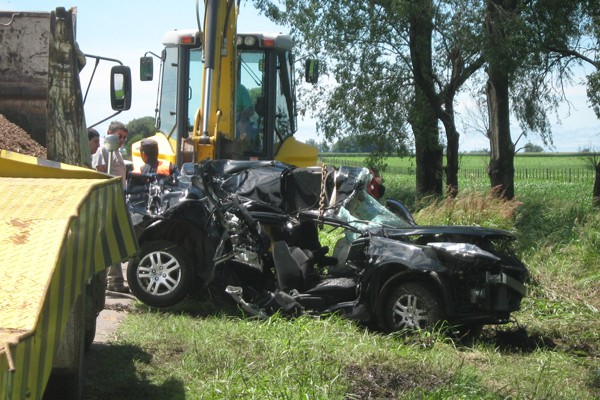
[127,240,193,307]
[383,282,445,332]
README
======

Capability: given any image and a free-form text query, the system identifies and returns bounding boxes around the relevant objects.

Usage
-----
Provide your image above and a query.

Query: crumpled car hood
[204,159,367,215]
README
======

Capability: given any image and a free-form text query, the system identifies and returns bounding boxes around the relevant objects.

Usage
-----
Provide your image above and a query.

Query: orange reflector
[263,38,275,47]
[180,35,195,45]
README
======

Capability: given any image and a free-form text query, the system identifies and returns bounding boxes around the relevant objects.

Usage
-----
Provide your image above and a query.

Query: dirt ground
[84,264,135,396]
[0,113,47,157]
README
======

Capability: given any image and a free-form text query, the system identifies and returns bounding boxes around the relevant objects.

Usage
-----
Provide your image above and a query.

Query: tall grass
[412,189,522,230]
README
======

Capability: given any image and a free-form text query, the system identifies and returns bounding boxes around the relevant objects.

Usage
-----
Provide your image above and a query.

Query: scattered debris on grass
[345,364,450,399]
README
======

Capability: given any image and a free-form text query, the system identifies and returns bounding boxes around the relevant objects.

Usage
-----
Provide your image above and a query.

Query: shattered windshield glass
[335,185,412,234]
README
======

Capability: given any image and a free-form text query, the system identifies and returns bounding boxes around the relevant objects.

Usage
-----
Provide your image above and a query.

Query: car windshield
[335,189,413,233]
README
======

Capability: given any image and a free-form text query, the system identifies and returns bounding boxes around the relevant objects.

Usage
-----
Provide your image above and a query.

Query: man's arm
[92,148,108,172]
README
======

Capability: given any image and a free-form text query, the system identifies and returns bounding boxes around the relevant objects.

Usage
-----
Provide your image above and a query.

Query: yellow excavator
[131,0,319,170]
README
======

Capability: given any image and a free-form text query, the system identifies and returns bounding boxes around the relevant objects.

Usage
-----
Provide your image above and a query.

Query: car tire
[127,240,193,307]
[383,282,445,332]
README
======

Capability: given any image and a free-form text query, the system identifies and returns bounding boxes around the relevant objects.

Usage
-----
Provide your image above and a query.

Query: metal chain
[318,164,327,229]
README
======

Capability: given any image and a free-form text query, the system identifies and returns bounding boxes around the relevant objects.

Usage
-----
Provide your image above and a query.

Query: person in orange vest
[133,138,177,176]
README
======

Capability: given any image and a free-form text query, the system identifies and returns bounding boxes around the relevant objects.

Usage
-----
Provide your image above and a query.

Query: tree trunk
[409,0,443,198]
[412,87,443,197]
[441,99,459,197]
[485,0,516,199]
[47,8,89,167]
[486,72,515,199]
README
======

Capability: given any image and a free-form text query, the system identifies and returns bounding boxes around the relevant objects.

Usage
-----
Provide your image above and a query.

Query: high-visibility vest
[133,160,172,175]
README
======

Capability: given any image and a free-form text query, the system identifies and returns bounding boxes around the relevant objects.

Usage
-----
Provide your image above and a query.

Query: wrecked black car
[125,159,528,334]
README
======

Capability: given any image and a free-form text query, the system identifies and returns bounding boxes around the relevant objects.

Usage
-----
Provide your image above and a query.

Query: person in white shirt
[92,121,129,293]
[92,121,127,187]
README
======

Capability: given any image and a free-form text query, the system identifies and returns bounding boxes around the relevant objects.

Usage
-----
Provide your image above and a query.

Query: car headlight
[427,242,501,263]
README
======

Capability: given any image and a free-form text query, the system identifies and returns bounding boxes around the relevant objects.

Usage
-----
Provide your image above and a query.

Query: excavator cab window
[156,45,203,156]
[237,51,266,155]
[157,46,179,141]
[188,48,203,132]
[274,51,296,146]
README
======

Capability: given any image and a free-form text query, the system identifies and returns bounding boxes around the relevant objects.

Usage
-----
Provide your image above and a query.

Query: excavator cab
[133,30,318,170]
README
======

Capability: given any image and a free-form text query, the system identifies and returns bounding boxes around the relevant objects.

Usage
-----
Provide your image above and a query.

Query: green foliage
[305,138,318,149]
[126,133,144,158]
[330,135,380,153]
[512,1,598,143]
[255,0,419,157]
[522,142,544,152]
[126,116,156,139]
[318,140,330,153]
[587,70,600,119]
[123,116,156,157]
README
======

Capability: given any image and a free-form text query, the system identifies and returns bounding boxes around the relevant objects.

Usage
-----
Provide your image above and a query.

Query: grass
[85,308,598,399]
[84,157,600,399]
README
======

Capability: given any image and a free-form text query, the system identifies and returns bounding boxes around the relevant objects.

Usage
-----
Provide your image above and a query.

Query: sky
[1,0,599,152]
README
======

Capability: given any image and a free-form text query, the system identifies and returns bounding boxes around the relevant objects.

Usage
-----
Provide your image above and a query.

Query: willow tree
[482,0,598,199]
[409,0,485,196]
[531,0,600,205]
[255,0,484,198]
[483,0,519,199]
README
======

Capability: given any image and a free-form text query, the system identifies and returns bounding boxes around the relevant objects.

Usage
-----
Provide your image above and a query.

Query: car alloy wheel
[384,282,445,332]
[127,240,193,307]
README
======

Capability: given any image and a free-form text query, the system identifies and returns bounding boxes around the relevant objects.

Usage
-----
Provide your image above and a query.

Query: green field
[320,154,597,207]
[85,156,600,399]
[321,153,595,169]
[321,153,597,186]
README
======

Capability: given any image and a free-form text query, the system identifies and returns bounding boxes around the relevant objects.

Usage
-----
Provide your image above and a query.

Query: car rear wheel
[127,240,193,307]
[383,282,445,332]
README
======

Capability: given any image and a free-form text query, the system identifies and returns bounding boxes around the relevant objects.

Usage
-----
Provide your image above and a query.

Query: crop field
[320,154,598,206]
[321,153,598,186]
[322,153,596,169]
[85,154,599,399]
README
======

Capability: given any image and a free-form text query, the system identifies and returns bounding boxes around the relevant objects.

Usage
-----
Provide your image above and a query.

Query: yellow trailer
[0,150,138,399]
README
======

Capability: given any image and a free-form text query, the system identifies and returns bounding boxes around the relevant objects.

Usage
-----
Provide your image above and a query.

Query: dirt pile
[0,114,47,158]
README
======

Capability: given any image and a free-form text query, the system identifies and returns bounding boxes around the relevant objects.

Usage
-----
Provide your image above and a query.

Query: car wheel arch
[138,219,216,284]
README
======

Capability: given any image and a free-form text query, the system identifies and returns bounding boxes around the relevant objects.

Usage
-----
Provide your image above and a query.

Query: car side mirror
[110,65,132,111]
[305,59,319,84]
[140,56,153,81]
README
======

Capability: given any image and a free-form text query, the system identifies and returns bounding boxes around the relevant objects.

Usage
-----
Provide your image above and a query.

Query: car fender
[362,237,451,322]
[366,236,447,274]
[139,198,213,242]
[137,199,219,284]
